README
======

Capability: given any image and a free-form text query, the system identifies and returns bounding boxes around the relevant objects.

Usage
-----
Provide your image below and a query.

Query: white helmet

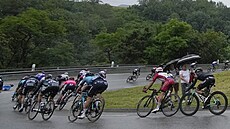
[99,71,106,78]
[64,72,68,75]
[155,67,163,73]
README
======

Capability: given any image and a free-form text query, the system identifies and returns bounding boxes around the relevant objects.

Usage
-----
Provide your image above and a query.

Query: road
[3,72,152,91]
[0,88,230,129]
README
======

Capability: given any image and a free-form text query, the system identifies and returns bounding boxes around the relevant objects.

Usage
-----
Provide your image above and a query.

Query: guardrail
[0,63,226,81]
[0,65,153,81]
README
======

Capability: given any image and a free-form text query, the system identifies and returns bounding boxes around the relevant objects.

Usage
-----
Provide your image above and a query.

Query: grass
[102,71,230,109]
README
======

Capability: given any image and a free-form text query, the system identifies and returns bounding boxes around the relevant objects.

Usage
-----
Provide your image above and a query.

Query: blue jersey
[35,73,45,81]
[80,76,96,86]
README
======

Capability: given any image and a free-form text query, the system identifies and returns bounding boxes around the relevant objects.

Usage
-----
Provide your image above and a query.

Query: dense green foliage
[0,0,229,68]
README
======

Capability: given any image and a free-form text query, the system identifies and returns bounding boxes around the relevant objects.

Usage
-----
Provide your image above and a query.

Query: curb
[104,106,230,112]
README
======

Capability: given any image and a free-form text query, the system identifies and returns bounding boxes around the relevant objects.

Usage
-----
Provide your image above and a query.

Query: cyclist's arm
[76,79,86,92]
[143,74,158,91]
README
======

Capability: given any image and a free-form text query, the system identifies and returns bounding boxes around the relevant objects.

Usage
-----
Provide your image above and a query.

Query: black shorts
[41,86,59,98]
[197,76,215,90]
[21,86,36,95]
[88,85,108,97]
[62,84,76,95]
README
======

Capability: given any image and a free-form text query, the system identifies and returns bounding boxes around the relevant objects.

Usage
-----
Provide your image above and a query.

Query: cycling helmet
[46,74,53,79]
[99,71,106,78]
[64,72,68,75]
[195,67,203,73]
[155,67,163,73]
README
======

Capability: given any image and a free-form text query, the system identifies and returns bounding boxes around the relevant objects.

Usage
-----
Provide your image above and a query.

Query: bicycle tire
[179,93,199,116]
[41,100,55,121]
[87,97,105,122]
[28,101,39,120]
[161,94,180,117]
[68,100,82,122]
[208,91,228,115]
[146,74,152,81]
[136,95,154,118]
[25,98,32,113]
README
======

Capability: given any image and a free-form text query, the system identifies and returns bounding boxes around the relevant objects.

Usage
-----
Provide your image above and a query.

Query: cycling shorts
[160,78,175,92]
[41,86,59,98]
[62,84,76,95]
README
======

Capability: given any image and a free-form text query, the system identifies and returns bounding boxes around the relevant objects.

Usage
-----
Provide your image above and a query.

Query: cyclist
[224,60,229,69]
[12,75,30,100]
[151,67,156,75]
[56,77,77,105]
[57,72,69,86]
[142,67,175,113]
[14,76,38,112]
[34,74,59,104]
[77,71,108,119]
[189,67,215,97]
[211,61,218,70]
[133,68,140,76]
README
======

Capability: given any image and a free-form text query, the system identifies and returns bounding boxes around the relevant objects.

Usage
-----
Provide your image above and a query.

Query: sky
[102,0,230,7]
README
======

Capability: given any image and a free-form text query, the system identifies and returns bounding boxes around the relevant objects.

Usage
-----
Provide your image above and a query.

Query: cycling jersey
[152,72,173,83]
[64,80,76,86]
[79,76,95,86]
[152,72,175,92]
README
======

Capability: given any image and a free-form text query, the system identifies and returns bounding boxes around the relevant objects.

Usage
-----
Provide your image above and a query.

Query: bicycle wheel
[126,76,132,83]
[208,91,228,115]
[146,74,152,81]
[179,93,199,116]
[161,94,180,117]
[68,100,82,122]
[136,95,155,118]
[87,97,105,122]
[28,101,39,120]
[41,100,55,121]
[59,95,67,110]
[25,98,32,113]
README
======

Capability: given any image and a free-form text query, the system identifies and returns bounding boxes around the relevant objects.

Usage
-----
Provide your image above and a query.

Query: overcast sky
[102,0,230,7]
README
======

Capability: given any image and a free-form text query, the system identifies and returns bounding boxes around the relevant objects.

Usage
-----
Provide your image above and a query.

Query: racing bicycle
[137,87,180,117]
[179,85,228,116]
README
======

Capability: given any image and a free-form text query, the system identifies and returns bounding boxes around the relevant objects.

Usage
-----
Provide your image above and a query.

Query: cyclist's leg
[78,86,97,119]
[153,79,173,112]
[57,84,68,104]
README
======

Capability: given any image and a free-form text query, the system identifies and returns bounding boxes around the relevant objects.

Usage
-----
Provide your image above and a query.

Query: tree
[0,8,66,67]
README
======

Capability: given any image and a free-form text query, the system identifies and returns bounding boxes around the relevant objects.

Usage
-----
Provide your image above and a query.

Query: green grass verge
[103,71,230,109]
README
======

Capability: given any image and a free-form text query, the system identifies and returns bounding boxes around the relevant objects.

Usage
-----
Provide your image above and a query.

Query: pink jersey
[64,80,76,86]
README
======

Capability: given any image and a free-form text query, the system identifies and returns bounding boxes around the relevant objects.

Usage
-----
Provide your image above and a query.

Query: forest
[0,0,229,68]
